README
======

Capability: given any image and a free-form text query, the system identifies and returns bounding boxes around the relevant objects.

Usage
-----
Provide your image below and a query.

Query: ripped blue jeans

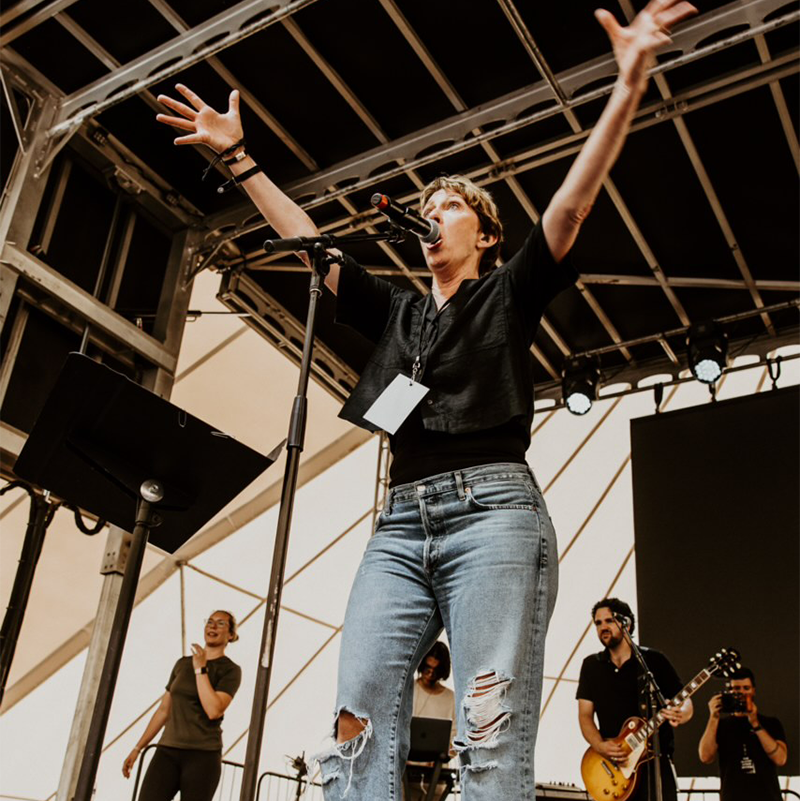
[317,463,558,799]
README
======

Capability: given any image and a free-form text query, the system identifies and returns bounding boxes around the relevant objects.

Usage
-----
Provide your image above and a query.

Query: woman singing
[155,3,696,797]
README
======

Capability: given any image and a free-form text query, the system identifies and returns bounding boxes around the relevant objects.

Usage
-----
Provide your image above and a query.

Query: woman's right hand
[156,84,243,155]
[122,748,140,779]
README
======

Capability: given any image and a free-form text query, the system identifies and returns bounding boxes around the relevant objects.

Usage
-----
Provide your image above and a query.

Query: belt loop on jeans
[454,470,466,501]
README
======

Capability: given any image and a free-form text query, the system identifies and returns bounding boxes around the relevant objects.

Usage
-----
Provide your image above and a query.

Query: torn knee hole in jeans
[314,709,373,793]
[459,670,513,751]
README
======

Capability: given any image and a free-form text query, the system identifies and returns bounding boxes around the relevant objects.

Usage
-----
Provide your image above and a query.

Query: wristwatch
[751,725,763,732]
[194,666,208,675]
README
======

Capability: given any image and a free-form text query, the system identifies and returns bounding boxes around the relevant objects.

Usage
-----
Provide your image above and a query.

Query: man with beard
[576,598,693,801]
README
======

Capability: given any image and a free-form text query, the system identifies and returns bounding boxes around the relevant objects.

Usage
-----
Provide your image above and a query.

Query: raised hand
[191,643,208,670]
[156,84,243,155]
[595,0,698,93]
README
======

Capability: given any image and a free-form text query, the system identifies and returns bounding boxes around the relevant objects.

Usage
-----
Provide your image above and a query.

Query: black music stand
[13,352,281,800]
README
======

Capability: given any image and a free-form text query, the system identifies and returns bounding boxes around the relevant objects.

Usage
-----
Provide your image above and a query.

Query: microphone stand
[614,614,667,801]
[238,225,407,801]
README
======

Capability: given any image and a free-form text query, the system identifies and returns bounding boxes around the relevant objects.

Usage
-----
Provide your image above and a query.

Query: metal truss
[204,20,798,244]
[616,0,782,338]
[204,0,796,211]
[532,298,800,402]
[209,47,798,269]
[42,0,319,137]
[217,270,360,404]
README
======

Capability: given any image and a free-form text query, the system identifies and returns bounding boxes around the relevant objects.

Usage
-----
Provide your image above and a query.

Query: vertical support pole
[0,487,51,703]
[0,89,56,341]
[54,228,198,800]
[179,562,187,656]
[73,495,158,801]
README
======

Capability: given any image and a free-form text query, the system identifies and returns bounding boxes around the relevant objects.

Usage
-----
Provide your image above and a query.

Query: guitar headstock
[708,647,741,678]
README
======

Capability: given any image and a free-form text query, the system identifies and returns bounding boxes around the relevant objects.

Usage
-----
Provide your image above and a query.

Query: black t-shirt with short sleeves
[159,655,241,751]
[576,647,684,756]
[716,714,785,801]
[335,221,577,484]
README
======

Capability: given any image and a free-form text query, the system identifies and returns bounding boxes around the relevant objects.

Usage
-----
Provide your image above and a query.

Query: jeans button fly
[416,484,426,495]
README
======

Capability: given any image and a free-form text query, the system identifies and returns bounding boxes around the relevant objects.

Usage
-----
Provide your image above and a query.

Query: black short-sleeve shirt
[716,714,785,801]
[335,222,577,439]
[576,648,684,756]
[159,655,241,751]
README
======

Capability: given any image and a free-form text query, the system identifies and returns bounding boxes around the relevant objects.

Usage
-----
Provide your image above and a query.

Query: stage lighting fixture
[687,322,728,384]
[562,357,600,416]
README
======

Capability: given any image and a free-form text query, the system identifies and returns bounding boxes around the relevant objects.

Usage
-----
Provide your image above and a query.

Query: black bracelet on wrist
[201,138,246,182]
[223,149,247,166]
[217,164,264,194]
[751,725,763,732]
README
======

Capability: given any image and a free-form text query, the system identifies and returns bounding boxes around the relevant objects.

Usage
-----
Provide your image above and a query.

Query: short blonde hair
[420,175,504,274]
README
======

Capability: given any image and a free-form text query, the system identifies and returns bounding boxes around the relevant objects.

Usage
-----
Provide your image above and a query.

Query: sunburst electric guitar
[581,648,740,801]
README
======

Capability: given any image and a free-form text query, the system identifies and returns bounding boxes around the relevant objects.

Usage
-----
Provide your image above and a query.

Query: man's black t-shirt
[717,714,785,801]
[576,647,683,756]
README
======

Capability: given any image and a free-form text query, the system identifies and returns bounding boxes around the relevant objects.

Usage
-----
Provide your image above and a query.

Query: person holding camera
[698,667,787,801]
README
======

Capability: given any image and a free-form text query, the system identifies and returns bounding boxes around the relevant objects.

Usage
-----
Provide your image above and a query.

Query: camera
[720,689,750,715]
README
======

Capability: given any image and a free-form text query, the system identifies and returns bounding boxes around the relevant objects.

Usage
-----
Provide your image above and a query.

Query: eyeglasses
[204,618,230,629]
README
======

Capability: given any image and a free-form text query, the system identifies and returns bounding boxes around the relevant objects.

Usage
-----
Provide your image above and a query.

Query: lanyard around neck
[412,293,451,383]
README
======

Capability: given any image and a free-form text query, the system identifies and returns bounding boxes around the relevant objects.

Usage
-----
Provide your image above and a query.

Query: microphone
[370,193,440,244]
[613,613,633,630]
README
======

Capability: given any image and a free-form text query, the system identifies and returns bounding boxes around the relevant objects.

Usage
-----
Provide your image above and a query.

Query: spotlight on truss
[687,322,728,384]
[562,357,600,416]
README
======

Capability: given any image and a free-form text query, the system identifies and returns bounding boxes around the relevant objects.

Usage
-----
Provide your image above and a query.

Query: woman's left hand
[191,643,207,670]
[595,0,698,93]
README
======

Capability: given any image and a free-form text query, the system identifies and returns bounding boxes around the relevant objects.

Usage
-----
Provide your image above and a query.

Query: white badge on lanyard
[363,374,429,434]
[363,293,442,434]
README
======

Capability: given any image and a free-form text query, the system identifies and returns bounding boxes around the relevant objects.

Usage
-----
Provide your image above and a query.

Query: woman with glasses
[122,611,242,801]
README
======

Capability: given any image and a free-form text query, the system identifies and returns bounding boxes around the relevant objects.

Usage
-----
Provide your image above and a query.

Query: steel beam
[580,273,800,292]
[533,326,800,402]
[49,0,323,137]
[203,1,796,211]
[0,0,81,47]
[217,269,360,404]
[205,27,799,247]
[146,0,318,171]
[754,33,800,174]
[0,244,177,372]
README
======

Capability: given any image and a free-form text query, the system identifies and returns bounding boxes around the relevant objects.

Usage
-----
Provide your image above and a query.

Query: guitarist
[576,598,693,801]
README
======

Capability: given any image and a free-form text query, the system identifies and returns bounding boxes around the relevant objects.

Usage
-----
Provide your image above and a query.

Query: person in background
[122,610,242,801]
[698,666,787,801]
[577,598,693,801]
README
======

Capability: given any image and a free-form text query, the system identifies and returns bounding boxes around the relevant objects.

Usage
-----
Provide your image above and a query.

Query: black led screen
[631,385,799,777]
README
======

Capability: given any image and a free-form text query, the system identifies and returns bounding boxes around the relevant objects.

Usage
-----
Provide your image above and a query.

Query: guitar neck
[638,666,715,741]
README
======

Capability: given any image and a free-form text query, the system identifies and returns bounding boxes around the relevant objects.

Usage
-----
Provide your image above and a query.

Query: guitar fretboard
[631,667,713,744]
